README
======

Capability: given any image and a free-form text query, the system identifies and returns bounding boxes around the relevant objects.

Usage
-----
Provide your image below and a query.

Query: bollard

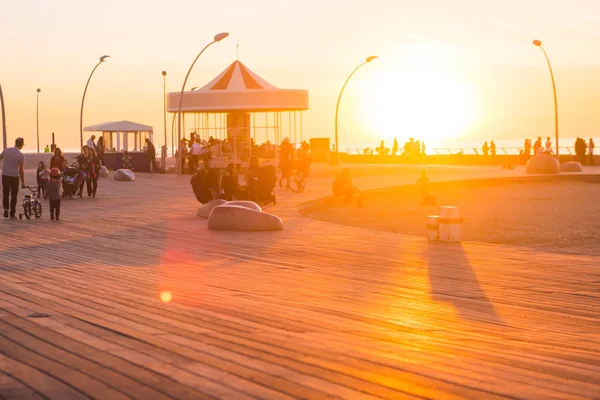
[426,215,439,241]
[438,206,462,242]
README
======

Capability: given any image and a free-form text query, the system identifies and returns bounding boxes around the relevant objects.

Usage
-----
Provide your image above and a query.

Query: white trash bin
[438,206,462,242]
[426,215,439,241]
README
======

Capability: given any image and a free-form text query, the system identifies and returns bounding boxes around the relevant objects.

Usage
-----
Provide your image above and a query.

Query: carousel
[166,60,309,162]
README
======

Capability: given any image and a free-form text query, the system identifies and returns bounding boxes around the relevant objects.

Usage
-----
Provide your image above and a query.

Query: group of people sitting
[190,157,277,206]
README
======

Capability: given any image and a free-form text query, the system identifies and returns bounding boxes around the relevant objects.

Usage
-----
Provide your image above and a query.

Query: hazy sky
[1,0,600,151]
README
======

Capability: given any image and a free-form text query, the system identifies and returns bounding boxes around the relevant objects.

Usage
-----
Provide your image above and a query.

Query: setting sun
[360,49,477,145]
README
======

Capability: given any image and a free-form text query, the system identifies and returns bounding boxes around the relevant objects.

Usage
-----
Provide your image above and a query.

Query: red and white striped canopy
[167,60,309,113]
[200,61,277,91]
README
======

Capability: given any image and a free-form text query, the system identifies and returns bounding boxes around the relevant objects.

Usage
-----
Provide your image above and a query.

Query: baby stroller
[62,166,80,199]
[250,165,277,206]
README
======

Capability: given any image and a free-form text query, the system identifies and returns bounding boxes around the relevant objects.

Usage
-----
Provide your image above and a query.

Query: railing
[343,146,576,156]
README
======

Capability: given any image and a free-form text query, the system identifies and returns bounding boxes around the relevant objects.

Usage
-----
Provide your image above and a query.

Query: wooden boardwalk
[1,165,599,399]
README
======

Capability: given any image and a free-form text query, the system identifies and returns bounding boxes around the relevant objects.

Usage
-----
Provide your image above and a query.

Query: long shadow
[426,242,504,325]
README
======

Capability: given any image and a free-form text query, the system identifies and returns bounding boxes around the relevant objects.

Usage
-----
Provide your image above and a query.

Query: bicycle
[288,170,307,193]
[19,186,43,220]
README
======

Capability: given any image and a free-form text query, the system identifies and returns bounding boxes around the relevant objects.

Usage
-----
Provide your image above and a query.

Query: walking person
[145,138,157,172]
[36,161,50,198]
[189,138,201,174]
[76,146,91,198]
[278,137,294,189]
[0,137,26,219]
[88,148,100,198]
[589,138,595,166]
[87,135,97,151]
[50,147,66,171]
[490,141,496,156]
[482,142,489,156]
[44,168,62,221]
[96,136,105,166]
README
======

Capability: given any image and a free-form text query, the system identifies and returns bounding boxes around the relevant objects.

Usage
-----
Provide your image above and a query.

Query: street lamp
[0,83,6,151]
[162,71,167,156]
[80,55,110,150]
[333,56,378,166]
[191,87,199,140]
[36,88,41,153]
[533,40,559,158]
[176,32,229,175]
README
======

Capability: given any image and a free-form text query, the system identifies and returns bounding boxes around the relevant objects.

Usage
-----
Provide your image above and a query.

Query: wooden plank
[1,167,599,399]
[0,371,45,400]
[0,353,88,400]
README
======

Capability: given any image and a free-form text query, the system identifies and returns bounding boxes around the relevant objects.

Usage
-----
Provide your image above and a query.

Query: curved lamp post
[333,56,378,166]
[80,55,110,150]
[533,40,559,158]
[176,32,229,175]
[162,71,168,156]
[1,83,7,150]
[36,88,41,153]
[191,87,199,139]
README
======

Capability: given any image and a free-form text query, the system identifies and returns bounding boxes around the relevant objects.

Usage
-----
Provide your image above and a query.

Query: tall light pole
[177,32,229,175]
[0,83,6,150]
[162,71,167,154]
[533,40,559,158]
[333,56,378,166]
[80,55,110,150]
[191,87,199,140]
[36,88,41,153]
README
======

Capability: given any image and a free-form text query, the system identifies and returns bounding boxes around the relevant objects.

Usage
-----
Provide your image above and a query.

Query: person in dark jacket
[145,138,157,172]
[49,147,66,171]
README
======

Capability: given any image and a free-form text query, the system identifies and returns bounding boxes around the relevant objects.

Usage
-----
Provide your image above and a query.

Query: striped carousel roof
[167,60,309,113]
[200,61,277,91]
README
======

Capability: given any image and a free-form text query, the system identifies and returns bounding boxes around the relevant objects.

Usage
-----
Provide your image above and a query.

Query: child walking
[44,168,63,221]
[36,161,50,198]
[122,151,132,169]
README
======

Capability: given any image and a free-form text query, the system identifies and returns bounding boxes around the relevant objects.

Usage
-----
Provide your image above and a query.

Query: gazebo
[84,120,153,152]
[167,60,309,161]
[84,120,155,172]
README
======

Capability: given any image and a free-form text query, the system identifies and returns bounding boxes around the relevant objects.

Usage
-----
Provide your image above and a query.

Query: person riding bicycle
[297,144,311,179]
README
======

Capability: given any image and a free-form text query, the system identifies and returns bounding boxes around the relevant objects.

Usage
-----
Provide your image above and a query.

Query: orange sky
[1,0,600,151]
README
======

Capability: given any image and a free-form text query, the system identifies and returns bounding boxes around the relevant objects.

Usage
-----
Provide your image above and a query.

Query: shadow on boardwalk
[427,242,504,325]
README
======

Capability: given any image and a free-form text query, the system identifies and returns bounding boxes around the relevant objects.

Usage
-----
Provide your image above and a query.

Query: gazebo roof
[84,120,153,132]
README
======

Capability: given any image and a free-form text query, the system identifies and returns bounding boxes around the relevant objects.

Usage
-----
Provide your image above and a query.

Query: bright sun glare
[361,49,477,145]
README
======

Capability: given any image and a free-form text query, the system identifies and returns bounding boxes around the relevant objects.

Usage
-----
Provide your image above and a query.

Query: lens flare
[160,291,173,303]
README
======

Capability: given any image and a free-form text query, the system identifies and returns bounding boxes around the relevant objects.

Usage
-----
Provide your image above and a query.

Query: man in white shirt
[87,135,96,151]
[189,140,202,173]
[0,137,26,219]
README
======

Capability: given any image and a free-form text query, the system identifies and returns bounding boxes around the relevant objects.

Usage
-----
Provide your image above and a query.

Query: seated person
[221,163,242,201]
[416,169,435,205]
[190,161,220,204]
[244,157,262,201]
[332,168,357,203]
